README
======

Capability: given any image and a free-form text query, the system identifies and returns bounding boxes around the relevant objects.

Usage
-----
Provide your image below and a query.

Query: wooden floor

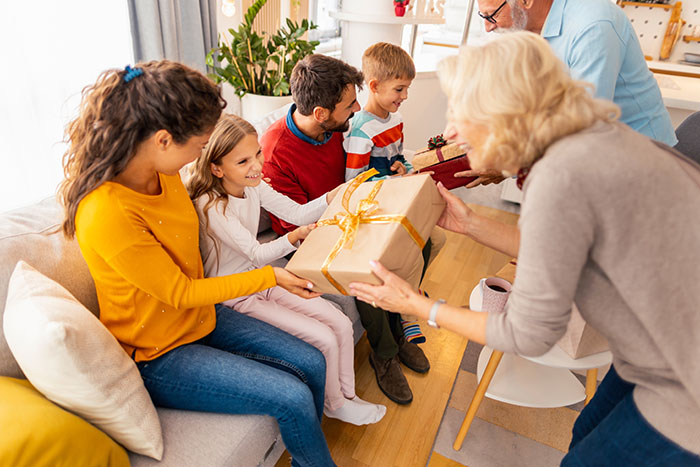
[276,205,520,467]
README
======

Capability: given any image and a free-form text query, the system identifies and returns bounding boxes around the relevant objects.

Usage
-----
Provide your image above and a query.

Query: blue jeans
[562,365,700,466]
[136,304,335,467]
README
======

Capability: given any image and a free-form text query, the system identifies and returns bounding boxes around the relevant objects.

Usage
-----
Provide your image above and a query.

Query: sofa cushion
[129,409,283,466]
[0,197,98,378]
[3,261,163,459]
[0,376,130,467]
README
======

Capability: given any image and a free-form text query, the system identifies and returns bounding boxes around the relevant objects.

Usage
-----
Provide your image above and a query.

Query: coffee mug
[479,277,512,313]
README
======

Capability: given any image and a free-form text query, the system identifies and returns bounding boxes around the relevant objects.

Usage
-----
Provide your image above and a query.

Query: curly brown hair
[59,60,225,237]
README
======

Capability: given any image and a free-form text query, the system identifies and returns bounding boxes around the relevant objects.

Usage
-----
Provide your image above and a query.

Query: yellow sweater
[75,173,276,361]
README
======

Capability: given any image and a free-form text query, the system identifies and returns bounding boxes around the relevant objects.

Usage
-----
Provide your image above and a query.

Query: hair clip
[123,65,144,83]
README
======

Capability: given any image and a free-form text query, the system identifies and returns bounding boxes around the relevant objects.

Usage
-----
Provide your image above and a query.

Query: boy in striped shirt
[344,42,414,182]
[344,43,427,345]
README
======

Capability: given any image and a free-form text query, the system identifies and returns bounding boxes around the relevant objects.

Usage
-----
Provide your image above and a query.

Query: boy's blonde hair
[438,31,619,174]
[362,42,416,82]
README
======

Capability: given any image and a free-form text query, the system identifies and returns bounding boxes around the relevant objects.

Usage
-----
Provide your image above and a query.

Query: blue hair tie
[123,65,144,83]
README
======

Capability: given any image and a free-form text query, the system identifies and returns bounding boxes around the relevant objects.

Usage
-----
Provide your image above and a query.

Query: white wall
[0,2,133,212]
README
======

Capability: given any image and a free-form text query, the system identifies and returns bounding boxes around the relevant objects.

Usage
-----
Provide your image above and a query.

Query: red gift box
[417,155,477,189]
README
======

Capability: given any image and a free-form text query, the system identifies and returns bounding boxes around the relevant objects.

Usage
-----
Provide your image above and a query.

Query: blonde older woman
[349,32,700,465]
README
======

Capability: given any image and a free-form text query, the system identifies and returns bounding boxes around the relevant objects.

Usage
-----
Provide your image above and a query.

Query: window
[0,1,133,212]
[309,0,342,56]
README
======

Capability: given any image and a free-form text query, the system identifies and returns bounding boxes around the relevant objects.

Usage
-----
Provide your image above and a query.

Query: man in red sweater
[261,54,429,405]
[261,55,361,235]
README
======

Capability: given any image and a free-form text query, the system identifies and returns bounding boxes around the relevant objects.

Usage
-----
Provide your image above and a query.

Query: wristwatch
[427,299,446,329]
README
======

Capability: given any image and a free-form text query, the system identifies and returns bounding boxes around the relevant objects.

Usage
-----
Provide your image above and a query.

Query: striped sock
[401,318,426,344]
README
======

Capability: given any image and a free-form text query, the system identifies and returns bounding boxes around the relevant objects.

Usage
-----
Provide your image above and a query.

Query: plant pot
[241,93,294,121]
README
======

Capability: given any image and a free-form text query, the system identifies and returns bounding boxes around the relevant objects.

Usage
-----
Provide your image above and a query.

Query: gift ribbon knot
[427,134,447,150]
[316,169,426,295]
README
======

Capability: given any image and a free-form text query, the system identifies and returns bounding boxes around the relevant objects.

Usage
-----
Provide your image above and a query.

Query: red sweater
[261,112,346,235]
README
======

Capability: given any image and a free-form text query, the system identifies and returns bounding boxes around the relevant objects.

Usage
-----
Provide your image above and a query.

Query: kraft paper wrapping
[412,142,466,171]
[285,173,446,295]
[556,304,609,359]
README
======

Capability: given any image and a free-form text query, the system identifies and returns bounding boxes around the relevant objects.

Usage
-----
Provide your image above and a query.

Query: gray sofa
[0,196,362,466]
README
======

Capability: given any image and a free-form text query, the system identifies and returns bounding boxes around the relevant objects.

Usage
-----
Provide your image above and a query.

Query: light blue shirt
[542,0,677,146]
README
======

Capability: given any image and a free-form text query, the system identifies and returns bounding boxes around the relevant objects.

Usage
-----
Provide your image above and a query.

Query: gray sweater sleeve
[486,163,595,357]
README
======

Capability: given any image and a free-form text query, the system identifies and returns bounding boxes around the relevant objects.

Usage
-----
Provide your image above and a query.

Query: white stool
[453,282,612,450]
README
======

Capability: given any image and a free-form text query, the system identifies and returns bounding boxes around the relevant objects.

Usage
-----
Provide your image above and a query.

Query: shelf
[683,36,700,43]
[329,10,445,25]
[619,1,674,9]
[647,59,700,78]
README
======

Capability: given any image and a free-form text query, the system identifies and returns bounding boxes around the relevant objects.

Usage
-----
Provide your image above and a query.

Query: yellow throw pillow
[3,261,163,459]
[0,377,129,467]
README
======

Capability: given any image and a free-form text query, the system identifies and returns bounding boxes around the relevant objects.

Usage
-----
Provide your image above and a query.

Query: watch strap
[428,299,446,328]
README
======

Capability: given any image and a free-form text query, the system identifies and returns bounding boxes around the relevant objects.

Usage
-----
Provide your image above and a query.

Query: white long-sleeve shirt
[195,182,328,279]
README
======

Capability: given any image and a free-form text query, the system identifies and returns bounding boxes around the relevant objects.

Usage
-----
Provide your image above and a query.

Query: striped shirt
[343,110,413,181]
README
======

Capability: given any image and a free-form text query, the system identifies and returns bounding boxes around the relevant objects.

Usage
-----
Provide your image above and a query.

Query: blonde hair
[186,113,257,267]
[362,42,416,82]
[437,32,619,174]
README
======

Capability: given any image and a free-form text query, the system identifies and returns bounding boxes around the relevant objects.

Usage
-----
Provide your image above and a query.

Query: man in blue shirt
[475,0,677,147]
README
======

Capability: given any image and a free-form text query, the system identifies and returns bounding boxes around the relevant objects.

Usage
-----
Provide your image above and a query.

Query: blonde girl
[188,114,386,426]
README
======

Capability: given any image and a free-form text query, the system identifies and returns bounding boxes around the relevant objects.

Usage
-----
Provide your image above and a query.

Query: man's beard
[508,0,528,30]
[321,113,354,133]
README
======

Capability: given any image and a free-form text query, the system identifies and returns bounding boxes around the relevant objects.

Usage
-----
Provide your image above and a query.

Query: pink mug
[479,277,512,313]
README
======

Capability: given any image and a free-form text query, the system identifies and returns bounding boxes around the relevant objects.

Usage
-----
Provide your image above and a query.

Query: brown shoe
[369,352,413,405]
[398,337,430,373]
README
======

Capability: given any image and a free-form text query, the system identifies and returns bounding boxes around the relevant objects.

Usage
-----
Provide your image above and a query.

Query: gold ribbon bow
[317,169,426,295]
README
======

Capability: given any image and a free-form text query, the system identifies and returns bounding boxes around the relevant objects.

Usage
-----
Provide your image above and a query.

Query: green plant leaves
[208,0,319,97]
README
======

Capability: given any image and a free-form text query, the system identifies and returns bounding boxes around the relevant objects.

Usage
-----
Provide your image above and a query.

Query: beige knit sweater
[487,120,700,453]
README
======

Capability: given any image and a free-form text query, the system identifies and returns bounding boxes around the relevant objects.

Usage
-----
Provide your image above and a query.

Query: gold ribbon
[317,169,426,295]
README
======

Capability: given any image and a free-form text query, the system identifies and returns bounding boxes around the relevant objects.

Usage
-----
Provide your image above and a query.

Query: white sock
[324,396,386,426]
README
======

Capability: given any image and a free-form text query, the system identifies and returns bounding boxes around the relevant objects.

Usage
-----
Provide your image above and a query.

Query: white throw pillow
[2,261,163,460]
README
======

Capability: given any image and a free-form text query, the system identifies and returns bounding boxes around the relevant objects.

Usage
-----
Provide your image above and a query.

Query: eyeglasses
[478,0,508,24]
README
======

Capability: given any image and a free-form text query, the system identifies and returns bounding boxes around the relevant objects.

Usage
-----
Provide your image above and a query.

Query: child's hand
[288,223,316,245]
[390,161,407,176]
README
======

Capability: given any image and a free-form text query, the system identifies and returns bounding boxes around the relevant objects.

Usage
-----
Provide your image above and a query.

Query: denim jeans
[562,365,700,466]
[136,304,335,467]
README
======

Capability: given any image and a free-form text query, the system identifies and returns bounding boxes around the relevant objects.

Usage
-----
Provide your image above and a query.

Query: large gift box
[556,304,609,359]
[285,171,446,295]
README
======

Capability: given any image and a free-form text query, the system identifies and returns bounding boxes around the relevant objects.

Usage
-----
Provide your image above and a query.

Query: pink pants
[226,287,356,411]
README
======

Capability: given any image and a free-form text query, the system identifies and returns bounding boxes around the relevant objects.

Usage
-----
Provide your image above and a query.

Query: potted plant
[206,0,319,119]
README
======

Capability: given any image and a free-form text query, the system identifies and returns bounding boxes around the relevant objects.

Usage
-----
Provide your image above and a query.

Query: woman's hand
[348,261,430,318]
[456,168,506,188]
[288,223,316,245]
[273,267,322,299]
[436,182,474,236]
